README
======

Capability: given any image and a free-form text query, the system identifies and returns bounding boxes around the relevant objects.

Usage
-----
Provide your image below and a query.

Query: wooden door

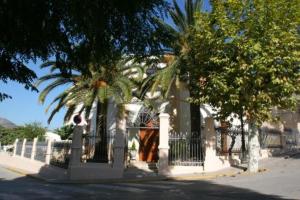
[139,129,159,162]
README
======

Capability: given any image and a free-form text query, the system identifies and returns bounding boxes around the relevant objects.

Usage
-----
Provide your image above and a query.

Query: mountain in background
[0,117,17,129]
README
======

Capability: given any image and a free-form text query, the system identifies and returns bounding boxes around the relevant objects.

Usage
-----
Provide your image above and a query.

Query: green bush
[0,122,46,145]
[130,141,137,151]
[54,125,74,140]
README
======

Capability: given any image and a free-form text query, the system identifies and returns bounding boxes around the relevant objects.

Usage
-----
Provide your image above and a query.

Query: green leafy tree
[184,0,300,172]
[0,126,17,145]
[0,0,169,101]
[54,125,74,140]
[18,122,46,140]
[0,122,46,145]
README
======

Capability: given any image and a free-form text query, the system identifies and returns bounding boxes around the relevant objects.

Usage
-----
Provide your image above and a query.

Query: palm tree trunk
[190,103,201,135]
[190,102,202,160]
[240,110,247,163]
[93,101,108,162]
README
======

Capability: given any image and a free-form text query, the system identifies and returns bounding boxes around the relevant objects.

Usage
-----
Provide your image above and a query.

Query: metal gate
[82,111,113,163]
[169,132,204,166]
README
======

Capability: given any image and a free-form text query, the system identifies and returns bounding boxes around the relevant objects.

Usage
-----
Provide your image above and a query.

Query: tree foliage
[0,0,169,101]
[146,0,203,97]
[0,122,46,145]
[36,59,142,123]
[54,125,74,140]
[184,0,300,124]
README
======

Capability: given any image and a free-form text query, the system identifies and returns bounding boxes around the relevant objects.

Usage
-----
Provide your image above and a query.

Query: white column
[30,138,38,160]
[20,139,27,157]
[296,123,300,146]
[69,126,83,167]
[203,117,231,171]
[204,117,218,170]
[113,115,126,170]
[13,138,19,156]
[248,122,260,173]
[158,113,170,175]
[45,139,53,164]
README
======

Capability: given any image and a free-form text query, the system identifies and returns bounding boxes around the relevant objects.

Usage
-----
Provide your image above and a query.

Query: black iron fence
[24,141,33,158]
[35,141,47,162]
[215,127,247,154]
[50,141,72,169]
[169,132,204,166]
[259,128,282,148]
[16,140,22,156]
[284,128,298,147]
[82,134,114,163]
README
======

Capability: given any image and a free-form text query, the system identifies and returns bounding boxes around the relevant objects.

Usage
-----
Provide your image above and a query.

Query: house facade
[65,83,243,180]
[65,78,300,180]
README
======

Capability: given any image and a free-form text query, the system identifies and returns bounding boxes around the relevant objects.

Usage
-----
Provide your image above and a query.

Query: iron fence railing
[285,134,297,146]
[24,141,33,158]
[259,128,282,148]
[215,127,248,155]
[50,141,72,169]
[82,134,114,163]
[16,141,22,156]
[35,141,47,162]
[284,128,297,147]
[169,132,203,166]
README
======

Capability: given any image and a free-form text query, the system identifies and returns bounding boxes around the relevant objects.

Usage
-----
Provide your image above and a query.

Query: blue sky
[0,0,210,130]
[0,61,68,130]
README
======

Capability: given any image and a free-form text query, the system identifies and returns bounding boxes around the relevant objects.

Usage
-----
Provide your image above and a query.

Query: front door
[139,129,159,162]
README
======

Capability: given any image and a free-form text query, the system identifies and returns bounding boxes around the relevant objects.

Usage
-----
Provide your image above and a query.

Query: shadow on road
[0,172,297,200]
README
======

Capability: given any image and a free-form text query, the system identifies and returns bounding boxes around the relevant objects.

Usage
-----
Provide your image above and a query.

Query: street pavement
[0,155,299,200]
[213,154,300,200]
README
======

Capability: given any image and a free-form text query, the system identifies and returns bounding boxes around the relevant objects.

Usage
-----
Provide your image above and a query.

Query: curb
[1,165,49,182]
[1,163,268,184]
[1,164,242,184]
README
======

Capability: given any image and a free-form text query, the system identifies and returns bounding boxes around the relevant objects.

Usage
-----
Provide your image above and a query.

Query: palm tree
[36,59,141,162]
[144,0,203,134]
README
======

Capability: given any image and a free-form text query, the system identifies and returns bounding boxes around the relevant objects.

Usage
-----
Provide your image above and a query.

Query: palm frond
[63,104,77,123]
[194,0,203,12]
[47,94,70,124]
[35,73,74,87]
[172,0,187,32]
[45,91,69,113]
[40,61,56,69]
[39,78,72,104]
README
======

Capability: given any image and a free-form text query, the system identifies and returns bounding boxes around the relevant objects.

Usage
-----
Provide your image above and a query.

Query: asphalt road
[0,155,299,200]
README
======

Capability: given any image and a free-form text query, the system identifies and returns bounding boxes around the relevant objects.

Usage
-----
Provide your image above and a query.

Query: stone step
[148,162,158,172]
[127,161,158,173]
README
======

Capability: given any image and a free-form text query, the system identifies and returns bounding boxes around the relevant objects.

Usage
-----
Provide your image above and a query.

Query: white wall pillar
[20,139,27,157]
[203,117,230,171]
[69,126,83,167]
[248,122,260,173]
[158,113,170,175]
[296,123,300,146]
[113,115,126,171]
[30,138,38,160]
[13,138,19,156]
[204,117,217,169]
[45,139,53,164]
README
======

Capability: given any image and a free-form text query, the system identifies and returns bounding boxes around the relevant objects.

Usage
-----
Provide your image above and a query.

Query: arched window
[127,107,159,129]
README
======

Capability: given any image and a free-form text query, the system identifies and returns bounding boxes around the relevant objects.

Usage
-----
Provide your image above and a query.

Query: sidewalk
[0,152,246,183]
[0,152,68,182]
